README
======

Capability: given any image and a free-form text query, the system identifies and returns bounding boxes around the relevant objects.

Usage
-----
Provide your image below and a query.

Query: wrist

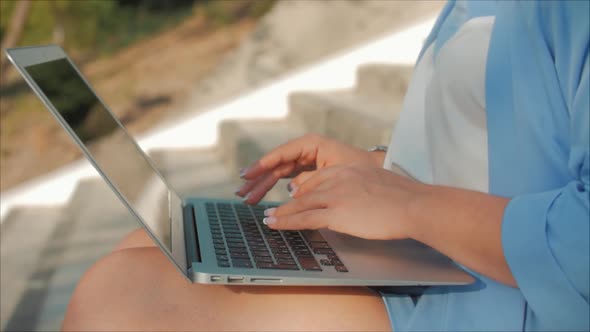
[367,145,387,167]
[404,183,438,241]
[369,151,386,167]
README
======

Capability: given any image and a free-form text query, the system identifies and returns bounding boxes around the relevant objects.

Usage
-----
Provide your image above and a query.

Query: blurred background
[1,0,276,191]
[1,1,443,331]
[0,0,441,193]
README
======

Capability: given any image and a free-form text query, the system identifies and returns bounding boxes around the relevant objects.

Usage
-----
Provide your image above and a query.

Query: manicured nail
[287,182,293,192]
[263,217,276,225]
[241,192,250,202]
[234,183,246,196]
[239,168,248,178]
[289,185,298,198]
[264,208,276,217]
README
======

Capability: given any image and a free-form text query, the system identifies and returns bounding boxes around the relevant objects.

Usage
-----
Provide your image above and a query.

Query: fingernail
[239,168,248,178]
[287,182,293,192]
[263,217,276,225]
[241,192,250,202]
[234,183,245,196]
[289,185,298,198]
[264,208,276,217]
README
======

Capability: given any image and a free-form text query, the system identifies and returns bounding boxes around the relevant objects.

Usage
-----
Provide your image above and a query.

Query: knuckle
[301,213,315,228]
[276,215,294,229]
[274,204,288,217]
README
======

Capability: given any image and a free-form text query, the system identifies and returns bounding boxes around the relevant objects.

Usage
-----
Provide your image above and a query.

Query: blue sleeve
[501,28,590,331]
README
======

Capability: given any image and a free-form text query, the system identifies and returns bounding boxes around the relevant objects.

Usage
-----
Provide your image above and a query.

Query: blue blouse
[382,1,589,331]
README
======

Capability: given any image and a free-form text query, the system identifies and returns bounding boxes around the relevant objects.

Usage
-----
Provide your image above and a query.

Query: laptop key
[294,248,312,255]
[232,259,253,268]
[335,265,349,272]
[320,259,333,266]
[271,249,290,255]
[230,252,249,259]
[298,257,322,271]
[309,241,331,249]
[254,256,273,263]
[226,238,245,244]
[256,263,299,270]
[313,248,335,255]
[330,258,342,265]
[276,259,297,266]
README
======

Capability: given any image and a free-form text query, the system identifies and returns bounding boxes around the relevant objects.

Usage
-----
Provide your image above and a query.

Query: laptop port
[228,276,244,283]
[250,278,283,284]
[210,276,222,282]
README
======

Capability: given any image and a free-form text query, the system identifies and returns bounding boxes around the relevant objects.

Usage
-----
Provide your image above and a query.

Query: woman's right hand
[236,133,386,204]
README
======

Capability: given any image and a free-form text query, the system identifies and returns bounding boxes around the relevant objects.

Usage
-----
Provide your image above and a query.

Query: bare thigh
[64,230,392,331]
[112,227,156,251]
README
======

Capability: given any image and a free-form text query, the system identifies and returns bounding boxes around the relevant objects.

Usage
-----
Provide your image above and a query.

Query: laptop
[5,45,474,286]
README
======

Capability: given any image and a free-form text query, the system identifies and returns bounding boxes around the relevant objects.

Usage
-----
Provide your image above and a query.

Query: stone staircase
[0,63,412,331]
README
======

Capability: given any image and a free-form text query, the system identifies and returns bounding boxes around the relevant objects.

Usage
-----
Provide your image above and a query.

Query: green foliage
[201,0,276,26]
[0,0,17,42]
[0,0,194,56]
[0,0,276,57]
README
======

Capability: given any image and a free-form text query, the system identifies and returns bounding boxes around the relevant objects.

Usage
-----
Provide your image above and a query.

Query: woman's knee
[112,227,155,252]
[63,247,170,331]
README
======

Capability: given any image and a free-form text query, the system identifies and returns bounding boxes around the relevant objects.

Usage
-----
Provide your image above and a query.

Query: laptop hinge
[182,203,202,267]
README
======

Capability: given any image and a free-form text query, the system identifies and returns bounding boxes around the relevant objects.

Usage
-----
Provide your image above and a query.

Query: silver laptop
[5,45,474,286]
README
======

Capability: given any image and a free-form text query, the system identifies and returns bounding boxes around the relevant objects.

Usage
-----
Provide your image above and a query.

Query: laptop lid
[5,45,190,279]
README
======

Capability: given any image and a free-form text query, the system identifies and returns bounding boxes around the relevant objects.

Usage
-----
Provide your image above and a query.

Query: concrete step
[149,148,241,199]
[355,63,413,104]
[1,206,65,332]
[218,120,306,201]
[1,179,138,332]
[35,179,138,331]
[288,90,398,148]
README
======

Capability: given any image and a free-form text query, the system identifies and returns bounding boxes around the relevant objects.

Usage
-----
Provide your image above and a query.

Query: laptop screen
[24,57,180,267]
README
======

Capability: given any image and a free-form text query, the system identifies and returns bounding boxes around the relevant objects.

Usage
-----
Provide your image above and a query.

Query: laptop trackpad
[318,229,471,284]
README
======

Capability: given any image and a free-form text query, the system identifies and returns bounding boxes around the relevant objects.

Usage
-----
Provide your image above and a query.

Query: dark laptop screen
[25,58,174,254]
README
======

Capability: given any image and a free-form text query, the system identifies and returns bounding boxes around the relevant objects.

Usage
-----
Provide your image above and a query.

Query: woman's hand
[262,163,428,240]
[236,134,385,204]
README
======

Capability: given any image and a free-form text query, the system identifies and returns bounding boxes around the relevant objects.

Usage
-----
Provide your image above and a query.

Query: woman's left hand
[263,163,428,240]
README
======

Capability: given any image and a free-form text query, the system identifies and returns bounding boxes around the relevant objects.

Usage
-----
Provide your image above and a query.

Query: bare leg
[112,227,156,251]
[64,230,392,331]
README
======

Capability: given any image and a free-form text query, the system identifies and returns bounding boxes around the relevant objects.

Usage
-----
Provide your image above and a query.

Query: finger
[290,170,318,190]
[265,209,331,231]
[236,162,296,197]
[272,190,331,216]
[242,163,297,204]
[286,165,316,179]
[293,166,344,198]
[240,135,321,180]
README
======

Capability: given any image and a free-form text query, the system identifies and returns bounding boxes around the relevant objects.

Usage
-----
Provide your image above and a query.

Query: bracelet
[368,145,421,182]
[367,145,388,153]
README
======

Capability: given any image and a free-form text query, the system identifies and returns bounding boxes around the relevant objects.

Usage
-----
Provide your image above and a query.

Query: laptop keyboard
[205,202,348,272]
